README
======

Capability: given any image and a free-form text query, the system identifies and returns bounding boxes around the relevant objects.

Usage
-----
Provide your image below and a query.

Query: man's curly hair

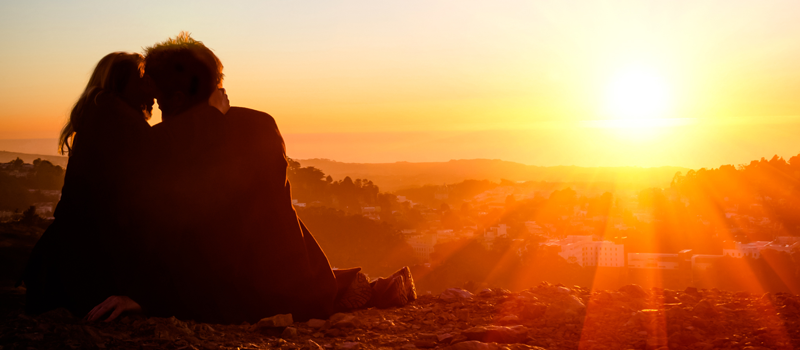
[144,32,224,114]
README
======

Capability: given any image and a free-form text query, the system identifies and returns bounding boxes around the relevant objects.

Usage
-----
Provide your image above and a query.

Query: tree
[19,205,39,226]
[8,157,23,169]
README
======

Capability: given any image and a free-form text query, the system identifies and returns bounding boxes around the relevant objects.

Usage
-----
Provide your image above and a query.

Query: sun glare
[604,67,672,120]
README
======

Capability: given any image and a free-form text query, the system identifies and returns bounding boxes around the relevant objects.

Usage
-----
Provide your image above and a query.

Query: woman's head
[59,52,153,155]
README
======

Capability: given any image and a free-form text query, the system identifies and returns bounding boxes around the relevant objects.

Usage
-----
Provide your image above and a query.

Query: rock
[376,320,395,330]
[619,284,649,299]
[689,316,707,330]
[547,294,585,319]
[684,287,699,297]
[450,334,469,345]
[281,327,298,339]
[418,333,438,342]
[625,308,663,335]
[448,340,500,350]
[304,339,324,350]
[678,293,698,304]
[692,299,718,316]
[693,341,714,350]
[712,337,731,347]
[494,288,512,296]
[38,307,74,322]
[195,324,215,333]
[508,345,546,350]
[462,325,528,344]
[438,333,457,343]
[307,319,327,329]
[455,308,471,321]
[441,288,475,302]
[556,286,572,294]
[328,313,357,329]
[414,340,437,348]
[497,315,521,325]
[478,289,494,297]
[337,341,362,349]
[253,314,294,330]
[521,303,547,320]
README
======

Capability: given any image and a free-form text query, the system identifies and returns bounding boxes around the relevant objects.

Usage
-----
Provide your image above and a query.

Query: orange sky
[1,1,799,167]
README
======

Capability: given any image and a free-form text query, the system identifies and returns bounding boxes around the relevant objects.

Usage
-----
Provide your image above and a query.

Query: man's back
[136,105,338,323]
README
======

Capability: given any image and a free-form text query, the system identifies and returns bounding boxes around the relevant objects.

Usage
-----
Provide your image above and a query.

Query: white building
[481,224,508,248]
[769,236,800,252]
[541,235,624,267]
[691,254,724,271]
[628,253,680,270]
[723,241,769,259]
[525,221,544,235]
[436,229,456,242]
[406,234,438,261]
[34,203,55,216]
[361,207,380,221]
[723,238,800,259]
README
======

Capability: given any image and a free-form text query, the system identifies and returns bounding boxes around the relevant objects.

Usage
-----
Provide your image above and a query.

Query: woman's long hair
[58,52,145,156]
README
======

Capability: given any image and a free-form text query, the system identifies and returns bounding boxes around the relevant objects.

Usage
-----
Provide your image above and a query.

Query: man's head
[144,32,224,119]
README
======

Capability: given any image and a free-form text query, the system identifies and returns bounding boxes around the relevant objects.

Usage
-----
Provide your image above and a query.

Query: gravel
[1,282,799,349]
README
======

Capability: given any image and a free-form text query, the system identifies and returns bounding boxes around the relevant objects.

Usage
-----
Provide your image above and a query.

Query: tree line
[0,158,64,212]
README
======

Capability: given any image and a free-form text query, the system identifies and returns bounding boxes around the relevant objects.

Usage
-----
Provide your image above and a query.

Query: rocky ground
[1,282,800,350]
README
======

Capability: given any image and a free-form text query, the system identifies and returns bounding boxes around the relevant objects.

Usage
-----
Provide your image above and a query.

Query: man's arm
[85,296,141,322]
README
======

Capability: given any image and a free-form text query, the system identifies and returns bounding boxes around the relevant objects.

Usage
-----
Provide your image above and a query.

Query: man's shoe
[392,266,417,302]
[336,271,372,311]
[370,274,408,309]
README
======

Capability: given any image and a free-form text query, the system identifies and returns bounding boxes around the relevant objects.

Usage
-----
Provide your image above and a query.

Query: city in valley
[6,153,798,294]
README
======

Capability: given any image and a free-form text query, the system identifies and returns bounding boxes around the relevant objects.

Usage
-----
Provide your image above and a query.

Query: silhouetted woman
[22,52,156,318]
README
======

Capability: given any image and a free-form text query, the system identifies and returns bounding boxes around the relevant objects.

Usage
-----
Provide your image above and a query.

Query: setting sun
[604,67,672,120]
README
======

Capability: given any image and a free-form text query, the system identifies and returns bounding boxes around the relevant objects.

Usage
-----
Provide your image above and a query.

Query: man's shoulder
[227,107,275,122]
[224,107,284,147]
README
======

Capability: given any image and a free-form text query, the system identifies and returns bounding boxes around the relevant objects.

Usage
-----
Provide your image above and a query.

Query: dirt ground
[2,282,800,350]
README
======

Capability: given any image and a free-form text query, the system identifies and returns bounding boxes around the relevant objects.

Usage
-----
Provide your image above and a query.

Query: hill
[296,158,690,192]
[0,139,59,159]
[0,153,690,192]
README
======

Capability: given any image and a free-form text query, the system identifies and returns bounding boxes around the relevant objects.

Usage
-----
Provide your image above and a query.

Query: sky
[1,0,799,168]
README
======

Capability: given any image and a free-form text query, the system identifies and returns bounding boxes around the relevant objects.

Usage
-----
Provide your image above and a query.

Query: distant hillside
[296,158,691,192]
[0,152,691,192]
[0,139,59,157]
[0,151,68,168]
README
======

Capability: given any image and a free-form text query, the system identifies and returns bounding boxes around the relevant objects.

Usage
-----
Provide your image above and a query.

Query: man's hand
[85,296,142,322]
[208,88,230,114]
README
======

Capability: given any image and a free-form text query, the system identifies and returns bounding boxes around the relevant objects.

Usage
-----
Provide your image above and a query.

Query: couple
[22,33,415,324]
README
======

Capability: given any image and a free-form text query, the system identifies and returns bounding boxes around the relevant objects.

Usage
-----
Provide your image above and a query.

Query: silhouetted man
[121,33,339,323]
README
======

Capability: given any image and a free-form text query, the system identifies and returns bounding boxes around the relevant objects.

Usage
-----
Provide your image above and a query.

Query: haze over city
[2,0,800,168]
